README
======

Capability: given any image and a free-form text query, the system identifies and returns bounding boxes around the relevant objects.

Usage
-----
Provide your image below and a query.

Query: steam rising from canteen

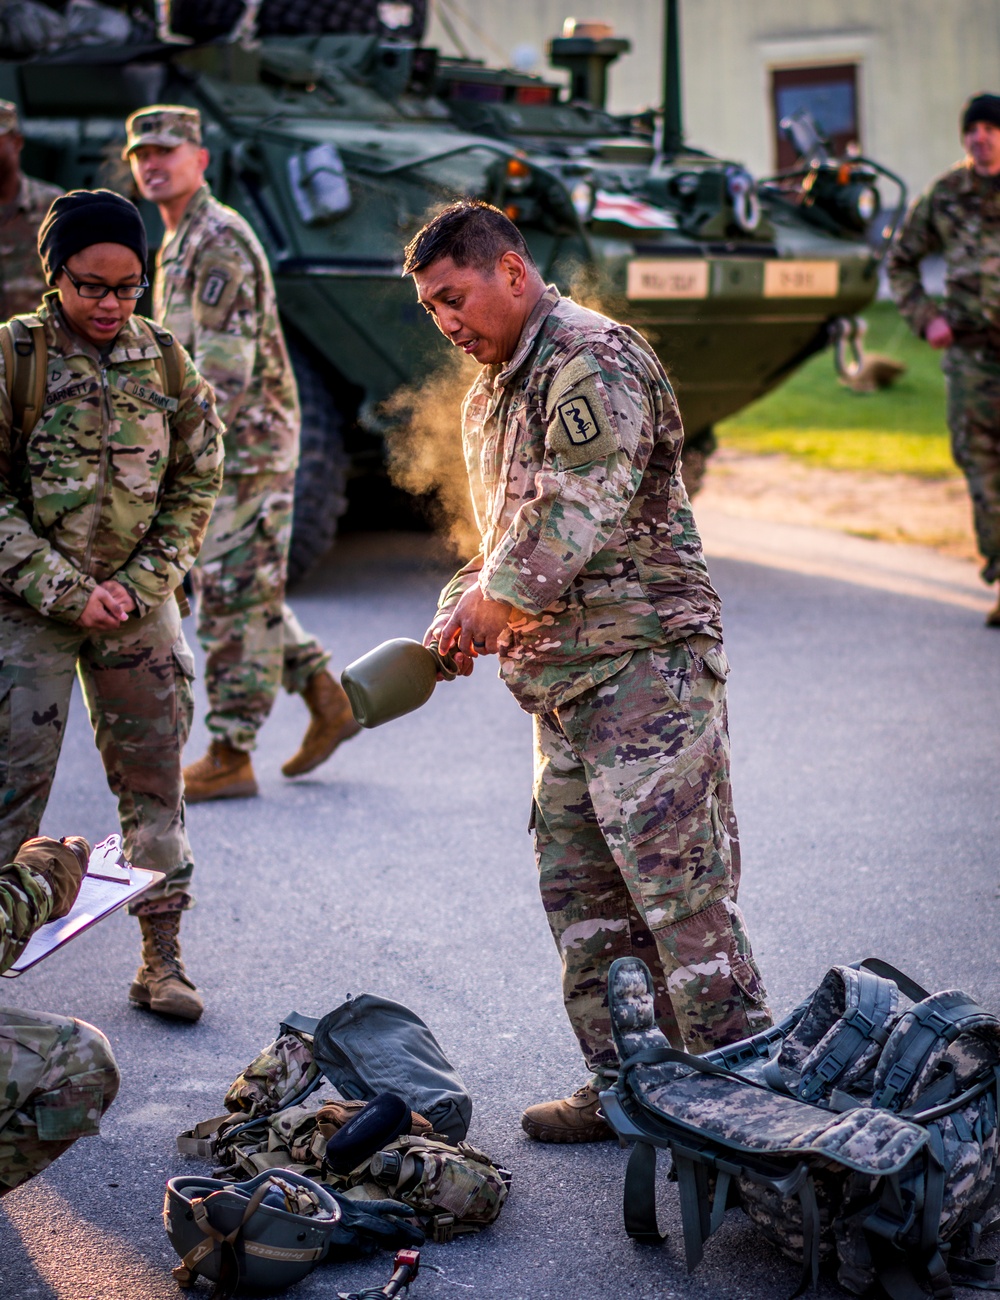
[382,349,482,557]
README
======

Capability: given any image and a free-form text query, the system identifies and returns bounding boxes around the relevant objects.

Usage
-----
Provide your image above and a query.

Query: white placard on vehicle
[627,260,710,300]
[763,260,839,298]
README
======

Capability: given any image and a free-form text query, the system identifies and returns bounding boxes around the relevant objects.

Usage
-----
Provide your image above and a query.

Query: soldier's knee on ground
[0,1018,119,1196]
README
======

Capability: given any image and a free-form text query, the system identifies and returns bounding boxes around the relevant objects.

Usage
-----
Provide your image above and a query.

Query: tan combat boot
[521,1083,614,1143]
[183,738,258,803]
[281,669,361,778]
[130,912,204,1021]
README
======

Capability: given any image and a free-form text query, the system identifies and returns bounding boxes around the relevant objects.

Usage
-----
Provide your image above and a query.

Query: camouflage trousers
[944,348,1000,583]
[531,639,771,1078]
[0,1007,119,1194]
[192,471,330,752]
[0,593,195,913]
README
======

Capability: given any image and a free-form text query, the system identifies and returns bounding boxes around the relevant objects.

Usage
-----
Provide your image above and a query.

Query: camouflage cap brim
[122,131,191,160]
[123,105,202,160]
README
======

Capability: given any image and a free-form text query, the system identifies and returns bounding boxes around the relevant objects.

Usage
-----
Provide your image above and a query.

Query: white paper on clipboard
[3,834,163,977]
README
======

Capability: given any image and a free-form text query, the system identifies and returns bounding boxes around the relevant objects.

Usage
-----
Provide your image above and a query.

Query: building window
[772,63,859,168]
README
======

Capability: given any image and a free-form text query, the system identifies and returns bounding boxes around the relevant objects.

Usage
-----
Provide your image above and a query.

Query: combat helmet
[164,1168,341,1295]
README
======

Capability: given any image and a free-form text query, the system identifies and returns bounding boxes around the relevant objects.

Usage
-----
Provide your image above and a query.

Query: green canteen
[340,639,458,728]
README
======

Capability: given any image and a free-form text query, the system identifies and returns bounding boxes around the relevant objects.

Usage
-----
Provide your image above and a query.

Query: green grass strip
[718,300,958,477]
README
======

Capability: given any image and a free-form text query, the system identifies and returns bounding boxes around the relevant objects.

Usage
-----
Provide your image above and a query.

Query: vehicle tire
[256,0,425,38]
[680,425,717,498]
[169,0,425,41]
[286,336,350,589]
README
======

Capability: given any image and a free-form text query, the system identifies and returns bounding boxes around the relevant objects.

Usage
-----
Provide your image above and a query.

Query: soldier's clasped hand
[78,581,135,629]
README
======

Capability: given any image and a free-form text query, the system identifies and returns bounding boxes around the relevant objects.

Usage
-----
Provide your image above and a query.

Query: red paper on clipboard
[3,834,163,977]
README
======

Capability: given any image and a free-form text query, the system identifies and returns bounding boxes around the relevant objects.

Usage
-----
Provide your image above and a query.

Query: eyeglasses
[60,266,149,300]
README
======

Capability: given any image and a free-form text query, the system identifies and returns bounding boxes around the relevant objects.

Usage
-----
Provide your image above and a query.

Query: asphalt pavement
[1,517,997,1300]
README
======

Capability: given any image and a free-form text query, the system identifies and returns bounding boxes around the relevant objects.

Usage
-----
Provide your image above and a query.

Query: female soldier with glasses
[0,189,224,1021]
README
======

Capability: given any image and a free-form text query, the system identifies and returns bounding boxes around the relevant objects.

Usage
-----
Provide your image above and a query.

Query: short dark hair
[403,199,536,276]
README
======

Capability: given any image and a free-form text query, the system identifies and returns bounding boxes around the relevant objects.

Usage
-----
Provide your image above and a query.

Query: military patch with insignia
[545,372,620,468]
[200,268,230,307]
[557,394,599,445]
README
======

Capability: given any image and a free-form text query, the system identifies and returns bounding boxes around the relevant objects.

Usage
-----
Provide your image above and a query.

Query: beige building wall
[424,0,1000,199]
[681,0,1000,199]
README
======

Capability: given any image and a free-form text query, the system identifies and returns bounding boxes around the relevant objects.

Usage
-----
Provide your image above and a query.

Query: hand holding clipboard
[3,834,164,977]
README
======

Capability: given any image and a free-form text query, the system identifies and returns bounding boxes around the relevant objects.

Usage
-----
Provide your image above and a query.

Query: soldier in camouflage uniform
[888,93,1000,627]
[0,100,63,321]
[407,201,771,1142]
[0,188,224,1020]
[0,835,120,1194]
[126,106,359,802]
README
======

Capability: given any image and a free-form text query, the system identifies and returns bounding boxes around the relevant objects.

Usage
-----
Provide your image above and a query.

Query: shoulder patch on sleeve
[544,352,601,417]
[200,267,230,307]
[545,372,620,468]
[192,244,249,331]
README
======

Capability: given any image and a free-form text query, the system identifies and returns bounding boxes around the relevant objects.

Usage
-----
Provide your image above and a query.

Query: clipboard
[3,834,164,977]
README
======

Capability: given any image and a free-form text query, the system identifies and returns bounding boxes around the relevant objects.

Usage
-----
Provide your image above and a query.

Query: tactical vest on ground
[328,1133,511,1243]
[177,1008,510,1243]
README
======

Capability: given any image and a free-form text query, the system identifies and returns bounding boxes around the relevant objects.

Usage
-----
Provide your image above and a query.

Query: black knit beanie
[962,93,1000,134]
[38,189,148,286]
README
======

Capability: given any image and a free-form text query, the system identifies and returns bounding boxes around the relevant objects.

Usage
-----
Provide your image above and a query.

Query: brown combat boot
[281,669,361,778]
[521,1083,614,1143]
[183,738,258,803]
[986,587,1000,628]
[130,912,204,1021]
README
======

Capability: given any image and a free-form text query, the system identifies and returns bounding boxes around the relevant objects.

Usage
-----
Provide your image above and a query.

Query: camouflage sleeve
[188,229,259,429]
[886,185,944,337]
[0,344,97,622]
[428,554,484,638]
[479,346,651,613]
[116,346,225,616]
[0,860,53,974]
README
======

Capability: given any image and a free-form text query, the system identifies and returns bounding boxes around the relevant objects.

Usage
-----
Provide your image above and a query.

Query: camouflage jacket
[0,173,63,322]
[887,160,1000,337]
[0,857,52,975]
[155,184,299,475]
[434,286,723,714]
[0,292,224,622]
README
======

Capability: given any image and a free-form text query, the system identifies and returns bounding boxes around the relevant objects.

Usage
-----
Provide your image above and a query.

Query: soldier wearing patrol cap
[126,105,361,802]
[0,100,63,320]
[889,93,1000,627]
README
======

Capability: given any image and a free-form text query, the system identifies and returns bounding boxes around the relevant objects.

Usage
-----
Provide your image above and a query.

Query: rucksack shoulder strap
[786,967,898,1102]
[139,317,185,404]
[873,991,997,1111]
[1,315,47,447]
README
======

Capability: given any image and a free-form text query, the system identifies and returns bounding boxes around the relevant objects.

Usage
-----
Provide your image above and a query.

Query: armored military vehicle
[0,0,904,580]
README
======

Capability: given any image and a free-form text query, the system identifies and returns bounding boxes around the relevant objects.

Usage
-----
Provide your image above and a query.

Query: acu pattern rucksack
[602,956,1000,1299]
